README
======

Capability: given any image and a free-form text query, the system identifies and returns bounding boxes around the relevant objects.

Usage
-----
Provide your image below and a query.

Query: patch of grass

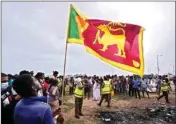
[62,95,75,113]
[112,94,131,100]
[63,102,74,106]
[66,120,85,124]
[63,102,75,112]
[66,120,74,124]
[83,119,100,124]
[91,119,100,124]
[63,95,72,101]
[112,95,119,99]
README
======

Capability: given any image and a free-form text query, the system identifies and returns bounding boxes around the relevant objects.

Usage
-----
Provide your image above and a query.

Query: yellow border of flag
[85,28,144,76]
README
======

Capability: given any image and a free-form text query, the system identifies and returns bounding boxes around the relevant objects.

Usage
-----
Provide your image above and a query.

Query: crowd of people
[1,71,63,124]
[1,70,175,124]
[64,74,174,100]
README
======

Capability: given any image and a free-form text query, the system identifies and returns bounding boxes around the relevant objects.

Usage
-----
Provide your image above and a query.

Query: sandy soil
[63,92,176,124]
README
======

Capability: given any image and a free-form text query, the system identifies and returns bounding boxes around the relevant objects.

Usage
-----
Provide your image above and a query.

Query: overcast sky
[2,2,175,76]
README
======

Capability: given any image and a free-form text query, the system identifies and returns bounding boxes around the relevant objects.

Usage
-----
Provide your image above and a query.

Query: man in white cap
[74,77,84,119]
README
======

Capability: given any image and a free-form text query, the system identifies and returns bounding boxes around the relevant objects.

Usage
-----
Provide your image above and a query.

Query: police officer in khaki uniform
[74,77,84,119]
[97,76,111,107]
[157,78,170,103]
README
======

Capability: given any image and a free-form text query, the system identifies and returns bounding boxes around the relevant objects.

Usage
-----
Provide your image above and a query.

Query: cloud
[2,2,175,75]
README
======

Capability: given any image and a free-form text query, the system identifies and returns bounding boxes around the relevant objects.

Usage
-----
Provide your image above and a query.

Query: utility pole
[173,65,175,75]
[156,55,163,76]
[157,55,159,75]
[169,64,175,75]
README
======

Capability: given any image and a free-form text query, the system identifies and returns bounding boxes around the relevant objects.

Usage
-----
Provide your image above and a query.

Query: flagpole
[61,4,71,111]
[61,43,68,108]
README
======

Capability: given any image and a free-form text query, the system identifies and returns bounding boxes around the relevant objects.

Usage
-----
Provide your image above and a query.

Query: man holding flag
[74,77,84,119]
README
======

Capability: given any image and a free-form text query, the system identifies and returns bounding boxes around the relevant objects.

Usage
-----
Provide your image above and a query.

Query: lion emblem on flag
[93,22,126,58]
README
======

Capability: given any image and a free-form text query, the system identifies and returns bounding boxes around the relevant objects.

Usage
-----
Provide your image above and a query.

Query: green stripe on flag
[68,6,80,39]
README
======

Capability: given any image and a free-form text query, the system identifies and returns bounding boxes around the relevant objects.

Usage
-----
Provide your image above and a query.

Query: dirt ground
[62,91,176,124]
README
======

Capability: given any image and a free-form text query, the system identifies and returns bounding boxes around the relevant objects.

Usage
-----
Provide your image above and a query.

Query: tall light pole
[169,64,175,75]
[172,65,175,75]
[157,55,163,75]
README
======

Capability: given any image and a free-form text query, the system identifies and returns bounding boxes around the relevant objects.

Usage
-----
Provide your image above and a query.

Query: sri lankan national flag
[67,4,145,76]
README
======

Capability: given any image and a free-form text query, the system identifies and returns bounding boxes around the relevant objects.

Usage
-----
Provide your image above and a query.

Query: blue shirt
[37,96,47,103]
[14,96,53,124]
[133,80,139,88]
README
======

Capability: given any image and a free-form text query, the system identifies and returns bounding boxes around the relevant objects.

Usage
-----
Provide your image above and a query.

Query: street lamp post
[169,64,175,75]
[157,55,163,76]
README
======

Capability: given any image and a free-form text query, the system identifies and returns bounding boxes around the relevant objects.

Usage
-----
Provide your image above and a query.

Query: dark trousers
[158,88,161,96]
[121,87,125,93]
[84,88,90,100]
[134,88,141,99]
[75,97,83,117]
[2,105,14,124]
[142,89,149,98]
[98,94,110,107]
[119,85,122,93]
[69,87,74,95]
[122,87,128,96]
[156,85,161,96]
[129,87,134,97]
[158,91,169,103]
